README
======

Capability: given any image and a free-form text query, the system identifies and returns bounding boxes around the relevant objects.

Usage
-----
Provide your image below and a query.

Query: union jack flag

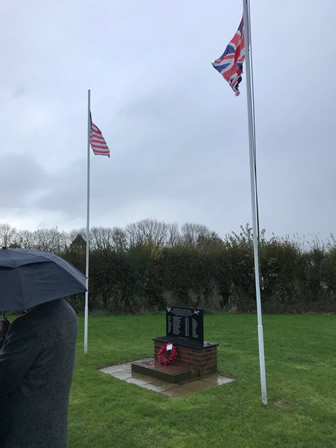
[212,18,245,96]
[89,113,110,157]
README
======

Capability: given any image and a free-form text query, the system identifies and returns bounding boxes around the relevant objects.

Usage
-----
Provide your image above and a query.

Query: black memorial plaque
[166,306,204,346]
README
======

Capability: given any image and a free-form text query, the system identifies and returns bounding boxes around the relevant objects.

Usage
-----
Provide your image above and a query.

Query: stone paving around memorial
[100,358,234,397]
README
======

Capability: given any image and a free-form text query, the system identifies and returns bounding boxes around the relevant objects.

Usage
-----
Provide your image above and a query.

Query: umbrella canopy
[0,248,87,311]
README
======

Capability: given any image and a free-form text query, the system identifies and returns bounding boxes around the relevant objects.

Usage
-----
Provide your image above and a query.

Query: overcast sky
[1,0,335,242]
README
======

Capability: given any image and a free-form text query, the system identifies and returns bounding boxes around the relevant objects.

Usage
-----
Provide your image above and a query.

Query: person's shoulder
[9,312,34,329]
[50,298,76,314]
[59,299,78,323]
[38,299,77,323]
[4,311,39,343]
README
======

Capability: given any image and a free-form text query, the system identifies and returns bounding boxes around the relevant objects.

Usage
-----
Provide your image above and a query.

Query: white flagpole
[243,0,267,405]
[84,89,91,354]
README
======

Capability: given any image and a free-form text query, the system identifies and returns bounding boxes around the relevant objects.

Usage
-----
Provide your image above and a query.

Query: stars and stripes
[89,113,110,157]
[212,18,245,96]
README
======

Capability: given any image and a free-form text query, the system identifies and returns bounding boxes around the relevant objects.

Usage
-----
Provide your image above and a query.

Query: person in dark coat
[0,314,10,349]
[0,299,77,448]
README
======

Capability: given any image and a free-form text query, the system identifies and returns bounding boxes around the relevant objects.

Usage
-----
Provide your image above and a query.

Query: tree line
[1,220,336,314]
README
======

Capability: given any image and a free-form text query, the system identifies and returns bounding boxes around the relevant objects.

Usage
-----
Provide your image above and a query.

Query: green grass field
[69,314,336,448]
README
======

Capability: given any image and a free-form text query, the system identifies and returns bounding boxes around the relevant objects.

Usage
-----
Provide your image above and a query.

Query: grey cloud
[0,0,335,241]
[32,159,86,219]
[0,153,49,209]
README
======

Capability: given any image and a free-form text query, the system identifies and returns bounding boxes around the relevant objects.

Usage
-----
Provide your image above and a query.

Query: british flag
[212,18,245,96]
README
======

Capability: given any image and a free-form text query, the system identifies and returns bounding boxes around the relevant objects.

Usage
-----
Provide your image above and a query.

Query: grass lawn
[69,313,336,448]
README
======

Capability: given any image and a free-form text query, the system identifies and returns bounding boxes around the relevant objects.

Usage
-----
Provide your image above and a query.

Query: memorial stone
[132,305,218,383]
[166,306,204,346]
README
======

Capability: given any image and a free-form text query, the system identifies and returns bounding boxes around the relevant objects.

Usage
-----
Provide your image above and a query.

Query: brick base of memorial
[131,337,218,384]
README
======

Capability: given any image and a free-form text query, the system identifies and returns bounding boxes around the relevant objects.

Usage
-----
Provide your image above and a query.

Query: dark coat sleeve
[0,359,11,443]
[0,315,41,442]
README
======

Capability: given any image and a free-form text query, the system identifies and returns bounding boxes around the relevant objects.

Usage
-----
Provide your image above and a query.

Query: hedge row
[63,228,336,314]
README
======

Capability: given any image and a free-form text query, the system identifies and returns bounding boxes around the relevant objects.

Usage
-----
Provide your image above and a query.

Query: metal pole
[84,89,91,354]
[243,0,267,405]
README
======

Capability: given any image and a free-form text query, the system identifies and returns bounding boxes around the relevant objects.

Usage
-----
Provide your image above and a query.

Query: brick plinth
[153,337,218,377]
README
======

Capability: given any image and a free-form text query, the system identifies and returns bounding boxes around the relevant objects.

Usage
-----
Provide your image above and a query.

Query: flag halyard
[212,18,245,96]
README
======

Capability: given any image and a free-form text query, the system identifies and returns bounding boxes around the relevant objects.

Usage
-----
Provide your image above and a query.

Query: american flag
[89,113,110,157]
[212,18,245,96]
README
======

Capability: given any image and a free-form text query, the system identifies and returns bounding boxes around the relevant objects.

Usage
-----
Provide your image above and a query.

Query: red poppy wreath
[157,343,177,365]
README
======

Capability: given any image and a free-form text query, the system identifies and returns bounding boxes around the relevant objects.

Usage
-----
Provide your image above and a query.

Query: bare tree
[0,223,17,247]
[126,219,170,247]
[166,223,181,247]
[32,228,68,252]
[181,222,212,247]
[125,222,142,247]
[16,229,35,248]
[111,227,128,252]
[91,226,114,250]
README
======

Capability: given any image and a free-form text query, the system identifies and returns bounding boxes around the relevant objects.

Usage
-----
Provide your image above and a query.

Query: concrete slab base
[99,358,234,397]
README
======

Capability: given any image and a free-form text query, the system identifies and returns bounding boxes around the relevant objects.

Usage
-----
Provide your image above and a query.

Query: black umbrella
[0,248,87,311]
